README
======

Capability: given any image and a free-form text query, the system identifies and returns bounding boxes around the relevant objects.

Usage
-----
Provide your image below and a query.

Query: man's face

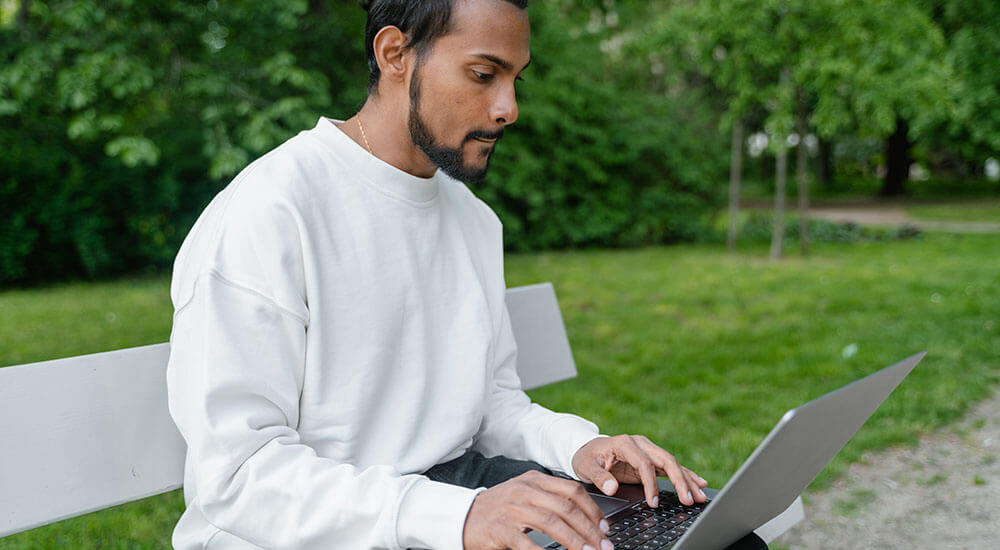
[406,0,531,183]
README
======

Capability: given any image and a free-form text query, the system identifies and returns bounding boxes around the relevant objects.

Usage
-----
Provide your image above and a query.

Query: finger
[634,438,705,505]
[575,455,620,497]
[683,465,709,488]
[521,501,602,550]
[613,436,660,507]
[535,475,609,533]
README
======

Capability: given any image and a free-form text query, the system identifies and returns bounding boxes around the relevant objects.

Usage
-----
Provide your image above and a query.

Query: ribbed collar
[310,117,441,206]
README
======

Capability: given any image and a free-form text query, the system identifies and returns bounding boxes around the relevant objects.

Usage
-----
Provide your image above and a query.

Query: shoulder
[171,133,332,317]
[438,176,503,232]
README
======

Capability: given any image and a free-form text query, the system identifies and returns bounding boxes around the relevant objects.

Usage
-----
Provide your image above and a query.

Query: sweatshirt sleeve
[472,303,602,478]
[168,273,479,549]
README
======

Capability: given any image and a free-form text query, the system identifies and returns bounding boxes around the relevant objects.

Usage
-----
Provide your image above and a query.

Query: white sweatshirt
[166,118,601,549]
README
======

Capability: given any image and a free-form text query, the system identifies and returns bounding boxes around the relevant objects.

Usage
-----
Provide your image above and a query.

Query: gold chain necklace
[356,116,373,155]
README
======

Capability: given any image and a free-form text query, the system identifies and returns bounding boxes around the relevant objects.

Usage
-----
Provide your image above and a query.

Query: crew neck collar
[312,117,441,205]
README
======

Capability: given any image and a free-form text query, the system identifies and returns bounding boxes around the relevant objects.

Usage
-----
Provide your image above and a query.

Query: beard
[408,66,503,183]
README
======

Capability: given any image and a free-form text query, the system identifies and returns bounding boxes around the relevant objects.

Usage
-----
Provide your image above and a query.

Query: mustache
[464,128,504,143]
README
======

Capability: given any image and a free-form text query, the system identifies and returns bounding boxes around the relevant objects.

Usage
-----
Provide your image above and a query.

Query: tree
[640,0,952,248]
[923,0,1000,173]
[478,0,726,251]
[0,0,367,284]
[0,0,728,285]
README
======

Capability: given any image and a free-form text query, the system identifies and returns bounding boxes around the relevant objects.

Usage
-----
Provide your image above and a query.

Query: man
[167,1,760,549]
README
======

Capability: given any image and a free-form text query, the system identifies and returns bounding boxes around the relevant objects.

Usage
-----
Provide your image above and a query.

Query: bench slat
[0,343,182,536]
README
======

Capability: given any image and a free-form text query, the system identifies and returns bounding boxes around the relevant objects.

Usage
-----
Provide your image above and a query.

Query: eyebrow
[472,53,532,73]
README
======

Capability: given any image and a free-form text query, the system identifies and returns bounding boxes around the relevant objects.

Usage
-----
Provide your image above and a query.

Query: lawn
[905,201,1000,223]
[1,233,998,547]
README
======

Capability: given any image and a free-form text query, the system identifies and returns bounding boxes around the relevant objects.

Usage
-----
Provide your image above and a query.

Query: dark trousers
[424,451,768,550]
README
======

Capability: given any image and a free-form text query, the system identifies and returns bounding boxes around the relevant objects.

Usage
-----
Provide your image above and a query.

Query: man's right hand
[462,470,613,550]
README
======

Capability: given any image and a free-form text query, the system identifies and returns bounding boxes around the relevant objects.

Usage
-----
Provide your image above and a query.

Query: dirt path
[774,387,1000,549]
[805,204,1000,234]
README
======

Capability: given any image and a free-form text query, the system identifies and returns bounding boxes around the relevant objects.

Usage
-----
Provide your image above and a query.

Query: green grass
[905,202,1000,223]
[832,489,877,517]
[738,176,1000,202]
[0,277,173,367]
[916,473,948,487]
[517,233,1000,491]
[2,233,999,546]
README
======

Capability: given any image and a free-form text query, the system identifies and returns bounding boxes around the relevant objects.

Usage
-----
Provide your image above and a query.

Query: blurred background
[0,0,998,548]
[1,0,998,285]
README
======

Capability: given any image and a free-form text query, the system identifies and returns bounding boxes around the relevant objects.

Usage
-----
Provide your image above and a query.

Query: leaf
[104,135,160,167]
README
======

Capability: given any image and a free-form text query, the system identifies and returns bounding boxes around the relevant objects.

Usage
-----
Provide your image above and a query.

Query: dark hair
[361,0,529,94]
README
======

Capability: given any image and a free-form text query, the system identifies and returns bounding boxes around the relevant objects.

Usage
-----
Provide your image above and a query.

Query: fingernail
[602,540,615,550]
[602,480,616,494]
[583,545,596,550]
[697,488,706,499]
[599,519,610,533]
[651,496,659,508]
[686,491,693,503]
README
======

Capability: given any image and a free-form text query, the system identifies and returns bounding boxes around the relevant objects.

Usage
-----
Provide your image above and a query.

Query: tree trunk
[770,143,788,260]
[796,93,809,256]
[817,138,834,185]
[880,117,911,197]
[16,0,31,27]
[727,121,744,253]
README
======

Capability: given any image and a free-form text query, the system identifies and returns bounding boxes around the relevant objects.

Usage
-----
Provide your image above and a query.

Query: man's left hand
[572,435,709,507]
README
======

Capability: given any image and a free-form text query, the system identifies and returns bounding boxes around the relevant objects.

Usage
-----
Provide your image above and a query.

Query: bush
[477,3,726,251]
[733,211,922,245]
[0,2,727,285]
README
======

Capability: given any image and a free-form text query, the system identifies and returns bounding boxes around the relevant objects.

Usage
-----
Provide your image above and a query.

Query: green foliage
[2,0,999,284]
[649,0,951,140]
[930,0,1000,162]
[479,2,725,251]
[0,0,725,283]
[0,0,367,286]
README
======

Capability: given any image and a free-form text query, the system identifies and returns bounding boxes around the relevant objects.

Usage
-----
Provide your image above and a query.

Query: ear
[372,26,412,88]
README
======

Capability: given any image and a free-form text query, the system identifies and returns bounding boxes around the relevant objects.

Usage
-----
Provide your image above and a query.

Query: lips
[466,129,504,145]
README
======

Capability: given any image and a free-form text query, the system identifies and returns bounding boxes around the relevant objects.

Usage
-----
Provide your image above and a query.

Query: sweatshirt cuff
[396,477,484,550]
[550,416,604,480]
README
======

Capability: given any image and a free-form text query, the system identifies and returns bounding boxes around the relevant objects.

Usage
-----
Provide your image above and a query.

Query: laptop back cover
[674,352,925,549]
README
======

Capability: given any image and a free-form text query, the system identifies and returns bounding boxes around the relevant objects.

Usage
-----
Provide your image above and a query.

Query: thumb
[577,457,619,496]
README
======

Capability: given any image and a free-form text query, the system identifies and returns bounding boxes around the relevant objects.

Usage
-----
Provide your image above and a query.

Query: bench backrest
[0,282,576,538]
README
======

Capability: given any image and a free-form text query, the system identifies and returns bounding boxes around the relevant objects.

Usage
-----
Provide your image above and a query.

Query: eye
[473,71,494,81]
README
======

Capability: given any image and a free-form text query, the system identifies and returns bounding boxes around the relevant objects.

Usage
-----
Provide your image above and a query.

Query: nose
[491,82,519,126]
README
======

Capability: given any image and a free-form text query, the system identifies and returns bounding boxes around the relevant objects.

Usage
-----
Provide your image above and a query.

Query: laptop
[528,351,926,549]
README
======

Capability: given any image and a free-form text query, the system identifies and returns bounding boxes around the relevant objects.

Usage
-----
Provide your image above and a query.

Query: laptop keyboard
[546,490,706,550]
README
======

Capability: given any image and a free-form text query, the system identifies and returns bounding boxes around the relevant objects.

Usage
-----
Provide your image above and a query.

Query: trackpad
[587,493,630,516]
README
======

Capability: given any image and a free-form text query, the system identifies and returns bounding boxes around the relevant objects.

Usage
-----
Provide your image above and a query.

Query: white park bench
[0,282,802,544]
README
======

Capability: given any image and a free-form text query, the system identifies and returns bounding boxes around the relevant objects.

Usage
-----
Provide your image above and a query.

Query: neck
[347,98,438,179]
